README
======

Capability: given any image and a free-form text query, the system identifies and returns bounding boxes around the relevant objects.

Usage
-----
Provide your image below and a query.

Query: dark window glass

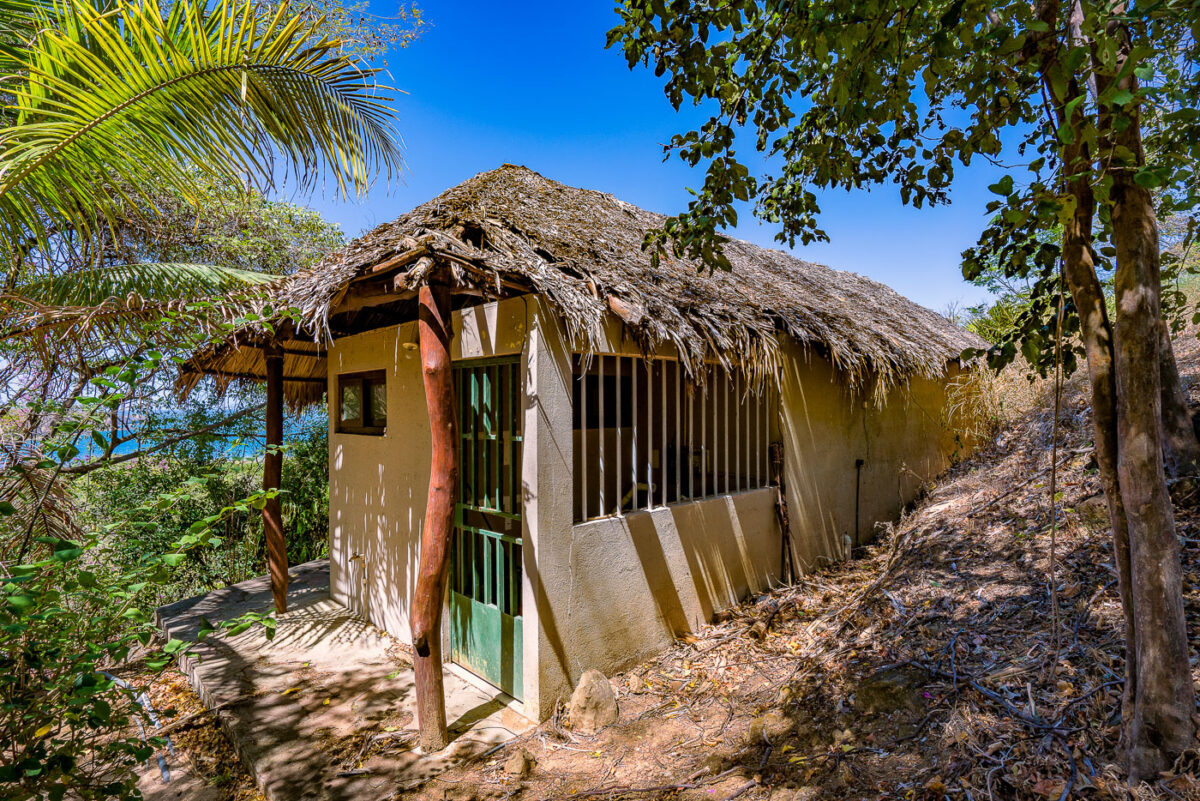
[337,371,386,434]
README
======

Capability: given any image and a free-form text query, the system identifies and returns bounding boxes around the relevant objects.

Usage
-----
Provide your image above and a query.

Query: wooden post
[411,280,458,752]
[263,345,288,614]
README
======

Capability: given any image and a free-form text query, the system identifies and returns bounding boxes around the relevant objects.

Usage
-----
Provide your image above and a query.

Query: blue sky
[297,1,1009,313]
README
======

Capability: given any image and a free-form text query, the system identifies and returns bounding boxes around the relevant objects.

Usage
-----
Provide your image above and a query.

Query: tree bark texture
[1108,107,1196,778]
[411,280,458,753]
[263,346,288,614]
[1043,57,1140,751]
[1158,319,1200,479]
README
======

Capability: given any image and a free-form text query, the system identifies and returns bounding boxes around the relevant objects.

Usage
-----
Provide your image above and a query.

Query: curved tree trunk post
[1158,319,1200,480]
[263,344,288,614]
[412,278,458,753]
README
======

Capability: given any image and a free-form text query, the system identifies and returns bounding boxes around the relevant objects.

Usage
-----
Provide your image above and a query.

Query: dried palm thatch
[180,164,982,407]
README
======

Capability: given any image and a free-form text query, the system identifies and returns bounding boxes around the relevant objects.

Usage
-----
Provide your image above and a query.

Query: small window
[338,371,387,435]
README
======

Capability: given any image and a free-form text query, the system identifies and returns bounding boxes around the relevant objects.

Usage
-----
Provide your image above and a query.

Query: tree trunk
[1043,54,1139,756]
[1158,320,1200,479]
[1109,128,1196,782]
[1092,13,1197,769]
[411,279,458,753]
[263,345,288,614]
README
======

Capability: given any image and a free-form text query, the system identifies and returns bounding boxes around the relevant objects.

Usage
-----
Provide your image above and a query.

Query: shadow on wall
[330,436,429,642]
[548,489,779,687]
[778,344,965,572]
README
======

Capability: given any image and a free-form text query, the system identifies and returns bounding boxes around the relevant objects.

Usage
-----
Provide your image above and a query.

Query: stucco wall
[778,338,966,573]
[326,296,967,721]
[533,489,779,707]
[326,297,530,646]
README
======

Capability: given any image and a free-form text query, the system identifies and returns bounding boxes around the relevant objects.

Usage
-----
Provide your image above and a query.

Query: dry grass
[945,361,1053,446]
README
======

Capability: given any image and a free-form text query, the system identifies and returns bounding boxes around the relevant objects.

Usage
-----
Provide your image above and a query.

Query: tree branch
[61,402,264,476]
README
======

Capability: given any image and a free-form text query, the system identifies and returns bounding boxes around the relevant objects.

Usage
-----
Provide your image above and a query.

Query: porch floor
[155,560,534,801]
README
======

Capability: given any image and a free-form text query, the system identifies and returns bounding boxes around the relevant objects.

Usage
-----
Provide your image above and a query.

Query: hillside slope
[412,342,1200,801]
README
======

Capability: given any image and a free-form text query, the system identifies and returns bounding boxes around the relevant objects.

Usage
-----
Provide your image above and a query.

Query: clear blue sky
[297,0,1010,313]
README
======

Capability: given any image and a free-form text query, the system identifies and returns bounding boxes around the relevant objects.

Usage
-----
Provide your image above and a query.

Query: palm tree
[0,0,401,279]
[0,0,403,536]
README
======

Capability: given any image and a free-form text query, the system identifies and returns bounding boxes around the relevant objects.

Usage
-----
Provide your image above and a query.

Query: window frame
[337,370,388,435]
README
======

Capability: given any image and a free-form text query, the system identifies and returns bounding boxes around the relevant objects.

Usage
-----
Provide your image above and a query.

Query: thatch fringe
[181,165,982,407]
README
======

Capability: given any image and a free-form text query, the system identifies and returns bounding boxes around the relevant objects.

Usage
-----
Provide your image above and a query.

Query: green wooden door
[450,358,523,699]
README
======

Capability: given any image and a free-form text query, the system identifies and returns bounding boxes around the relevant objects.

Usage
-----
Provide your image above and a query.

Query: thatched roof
[180,164,981,407]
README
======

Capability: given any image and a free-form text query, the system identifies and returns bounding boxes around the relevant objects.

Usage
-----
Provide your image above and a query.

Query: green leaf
[987,176,1014,196]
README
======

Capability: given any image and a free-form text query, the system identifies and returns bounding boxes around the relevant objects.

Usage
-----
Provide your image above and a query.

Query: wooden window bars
[571,355,774,523]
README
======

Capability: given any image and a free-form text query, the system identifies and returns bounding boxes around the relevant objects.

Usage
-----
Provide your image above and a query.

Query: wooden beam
[263,346,288,614]
[411,281,458,753]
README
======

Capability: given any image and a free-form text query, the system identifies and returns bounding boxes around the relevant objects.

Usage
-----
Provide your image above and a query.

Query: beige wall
[532,490,779,709]
[326,295,967,721]
[326,297,530,649]
[778,338,965,573]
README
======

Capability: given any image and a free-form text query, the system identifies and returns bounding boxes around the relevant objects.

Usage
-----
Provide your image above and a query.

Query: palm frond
[0,262,278,370]
[15,262,277,308]
[0,0,48,75]
[0,0,402,270]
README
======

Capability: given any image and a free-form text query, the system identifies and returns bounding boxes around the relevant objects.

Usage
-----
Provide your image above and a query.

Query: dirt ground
[142,334,1200,800]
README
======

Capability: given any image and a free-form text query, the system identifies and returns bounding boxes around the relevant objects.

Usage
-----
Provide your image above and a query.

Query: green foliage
[0,346,277,801]
[71,409,330,606]
[0,0,401,270]
[102,176,347,277]
[608,0,1200,371]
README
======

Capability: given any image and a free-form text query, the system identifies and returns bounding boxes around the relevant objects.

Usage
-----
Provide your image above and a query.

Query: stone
[852,666,928,716]
[503,748,533,777]
[747,711,793,744]
[567,670,619,733]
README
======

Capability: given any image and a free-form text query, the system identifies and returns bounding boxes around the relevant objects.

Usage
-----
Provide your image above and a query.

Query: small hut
[181,164,981,727]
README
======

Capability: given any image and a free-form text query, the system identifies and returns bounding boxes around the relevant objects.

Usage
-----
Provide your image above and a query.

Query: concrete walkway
[156,561,533,801]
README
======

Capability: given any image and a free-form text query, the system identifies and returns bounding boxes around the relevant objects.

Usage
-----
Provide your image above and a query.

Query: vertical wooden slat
[733,371,739,492]
[710,369,717,495]
[660,359,667,507]
[724,371,731,494]
[675,361,682,504]
[688,380,695,499]
[734,371,744,491]
[581,360,589,520]
[646,359,653,511]
[616,356,623,515]
[754,384,760,488]
[631,357,639,512]
[510,540,518,614]
[511,362,518,513]
[598,356,606,516]
[491,365,500,510]
[466,369,475,507]
[483,530,493,605]
[700,371,705,496]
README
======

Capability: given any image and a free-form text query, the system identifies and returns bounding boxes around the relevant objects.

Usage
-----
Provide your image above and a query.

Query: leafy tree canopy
[608,1,1199,369]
